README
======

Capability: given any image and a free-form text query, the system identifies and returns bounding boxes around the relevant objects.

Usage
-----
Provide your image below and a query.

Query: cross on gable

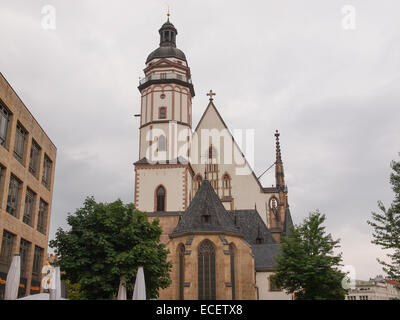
[207,90,216,101]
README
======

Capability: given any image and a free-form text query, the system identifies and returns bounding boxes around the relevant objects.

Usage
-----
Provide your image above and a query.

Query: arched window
[206,145,219,193]
[178,244,185,300]
[194,174,203,193]
[198,240,216,300]
[229,243,236,300]
[158,135,166,152]
[222,173,232,197]
[208,145,217,159]
[156,186,166,211]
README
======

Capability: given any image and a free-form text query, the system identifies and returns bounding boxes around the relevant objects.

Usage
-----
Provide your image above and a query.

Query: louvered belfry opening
[198,240,216,300]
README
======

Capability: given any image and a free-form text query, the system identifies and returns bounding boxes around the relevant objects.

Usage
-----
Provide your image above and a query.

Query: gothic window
[42,154,53,189]
[178,244,185,300]
[198,240,216,300]
[206,145,219,193]
[0,230,16,274]
[29,140,41,178]
[208,145,217,159]
[229,244,236,300]
[37,199,49,234]
[23,188,36,227]
[0,101,10,147]
[156,185,166,212]
[194,174,202,193]
[14,122,27,164]
[158,135,166,152]
[6,174,22,218]
[222,173,232,198]
[159,107,167,119]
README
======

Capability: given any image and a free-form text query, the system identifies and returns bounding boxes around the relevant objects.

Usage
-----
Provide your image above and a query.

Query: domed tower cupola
[159,19,178,48]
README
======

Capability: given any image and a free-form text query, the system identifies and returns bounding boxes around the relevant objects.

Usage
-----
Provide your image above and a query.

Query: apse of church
[134,15,294,300]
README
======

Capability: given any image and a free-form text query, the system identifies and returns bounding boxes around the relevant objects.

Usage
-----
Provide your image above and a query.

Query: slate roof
[252,244,281,272]
[227,210,276,245]
[134,157,189,165]
[170,179,242,238]
[282,206,294,236]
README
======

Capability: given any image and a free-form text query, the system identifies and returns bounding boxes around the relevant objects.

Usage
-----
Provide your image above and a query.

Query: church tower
[134,16,195,213]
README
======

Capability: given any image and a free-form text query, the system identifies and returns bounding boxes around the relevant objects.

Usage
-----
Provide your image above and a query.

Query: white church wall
[135,167,187,212]
[191,102,278,226]
[256,272,292,300]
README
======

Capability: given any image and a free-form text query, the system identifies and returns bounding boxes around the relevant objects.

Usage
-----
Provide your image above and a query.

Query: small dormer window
[201,214,211,224]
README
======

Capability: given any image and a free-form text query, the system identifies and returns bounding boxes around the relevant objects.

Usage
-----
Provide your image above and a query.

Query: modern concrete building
[346,276,400,300]
[0,72,56,299]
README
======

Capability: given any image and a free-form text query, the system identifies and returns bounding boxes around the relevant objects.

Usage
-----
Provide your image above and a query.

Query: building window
[0,101,10,148]
[198,240,216,300]
[23,188,36,227]
[6,174,22,218]
[160,73,167,79]
[0,230,16,274]
[158,135,166,152]
[229,244,236,300]
[156,186,166,212]
[37,199,49,234]
[205,146,219,193]
[179,244,185,300]
[19,238,31,278]
[159,107,167,119]
[42,154,52,189]
[14,122,27,164]
[29,140,41,178]
[177,74,183,80]
[32,246,44,281]
[222,173,232,197]
[269,276,281,291]
[0,164,5,203]
[194,174,203,193]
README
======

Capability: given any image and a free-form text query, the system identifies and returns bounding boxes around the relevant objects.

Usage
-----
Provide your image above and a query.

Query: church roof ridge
[170,179,242,238]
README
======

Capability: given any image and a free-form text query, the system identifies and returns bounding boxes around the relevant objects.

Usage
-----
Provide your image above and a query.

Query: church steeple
[275,130,285,192]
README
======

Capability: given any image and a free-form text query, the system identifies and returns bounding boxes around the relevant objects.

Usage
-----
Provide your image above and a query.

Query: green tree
[64,280,86,300]
[368,155,400,281]
[272,211,347,300]
[50,197,172,300]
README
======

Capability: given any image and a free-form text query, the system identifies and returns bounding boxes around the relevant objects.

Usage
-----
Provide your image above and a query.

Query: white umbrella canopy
[117,278,127,300]
[4,254,20,300]
[55,267,61,300]
[132,266,146,300]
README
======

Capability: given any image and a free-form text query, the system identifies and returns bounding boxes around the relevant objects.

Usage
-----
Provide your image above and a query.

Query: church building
[134,16,293,300]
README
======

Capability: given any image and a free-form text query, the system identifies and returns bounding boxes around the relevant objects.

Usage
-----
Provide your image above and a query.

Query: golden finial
[167,4,170,20]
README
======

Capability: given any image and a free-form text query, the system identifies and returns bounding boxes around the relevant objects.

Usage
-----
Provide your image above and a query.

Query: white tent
[4,255,20,300]
[132,266,146,300]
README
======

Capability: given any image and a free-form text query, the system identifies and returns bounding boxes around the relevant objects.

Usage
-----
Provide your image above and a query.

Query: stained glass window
[198,240,216,300]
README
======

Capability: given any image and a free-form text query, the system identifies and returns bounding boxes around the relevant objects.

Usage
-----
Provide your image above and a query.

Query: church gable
[192,101,265,191]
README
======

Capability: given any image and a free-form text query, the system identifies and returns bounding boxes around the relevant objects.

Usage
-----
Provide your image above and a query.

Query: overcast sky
[0,0,399,281]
